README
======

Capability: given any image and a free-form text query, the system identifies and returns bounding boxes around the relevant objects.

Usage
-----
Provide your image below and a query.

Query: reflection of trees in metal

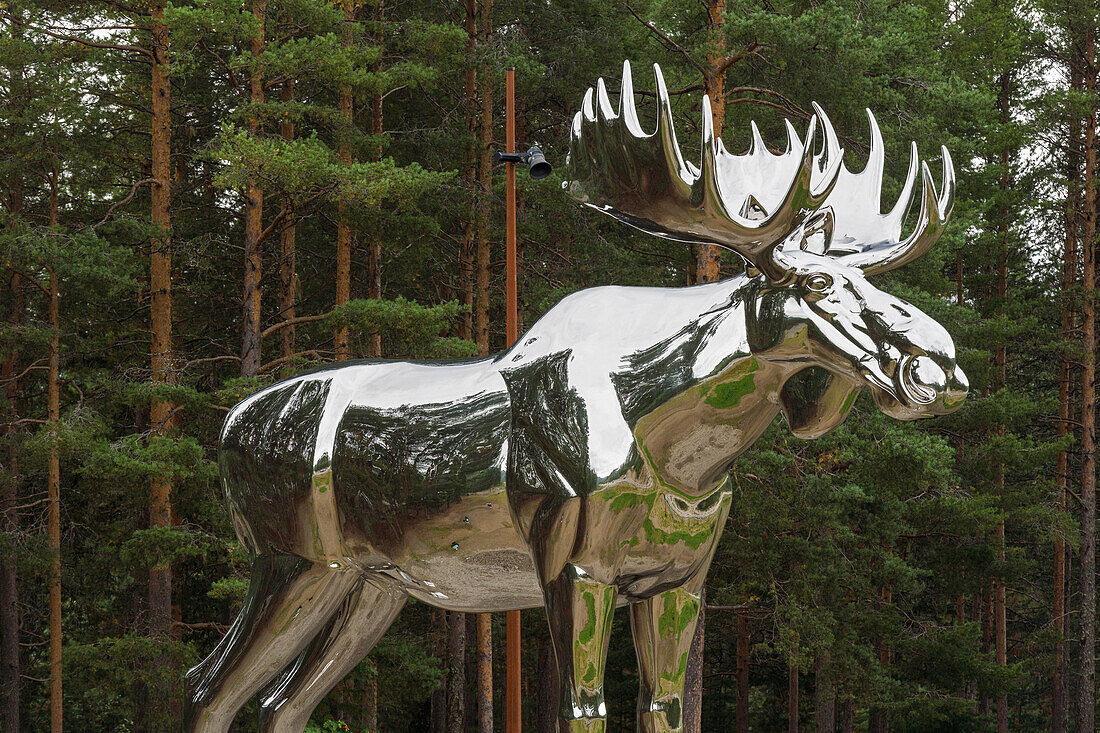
[221,378,331,554]
[504,351,593,498]
[333,387,509,546]
[612,297,736,429]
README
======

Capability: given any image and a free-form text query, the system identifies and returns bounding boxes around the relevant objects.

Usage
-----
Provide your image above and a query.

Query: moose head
[564,61,968,424]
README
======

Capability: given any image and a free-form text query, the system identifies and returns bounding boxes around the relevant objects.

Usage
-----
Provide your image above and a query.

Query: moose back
[185,62,967,733]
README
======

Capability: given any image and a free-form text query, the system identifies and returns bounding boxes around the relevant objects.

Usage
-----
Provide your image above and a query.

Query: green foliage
[326,297,477,359]
[0,0,1081,729]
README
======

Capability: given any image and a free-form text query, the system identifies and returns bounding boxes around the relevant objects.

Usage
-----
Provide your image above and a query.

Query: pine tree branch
[715,42,771,76]
[184,355,241,369]
[22,22,154,61]
[198,39,242,90]
[260,313,334,339]
[0,361,48,385]
[174,621,230,634]
[256,185,335,247]
[91,177,155,231]
[624,5,706,75]
[258,350,325,375]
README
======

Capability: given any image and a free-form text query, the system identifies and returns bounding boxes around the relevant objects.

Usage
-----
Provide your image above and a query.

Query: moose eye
[805,273,833,293]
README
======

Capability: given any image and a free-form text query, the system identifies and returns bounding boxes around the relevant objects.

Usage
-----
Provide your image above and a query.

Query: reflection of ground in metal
[465,550,535,573]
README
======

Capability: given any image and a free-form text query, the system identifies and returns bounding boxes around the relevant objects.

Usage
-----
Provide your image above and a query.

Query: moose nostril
[901,356,946,405]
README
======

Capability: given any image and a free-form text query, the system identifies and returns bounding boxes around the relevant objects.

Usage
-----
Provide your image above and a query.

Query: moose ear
[779,368,861,439]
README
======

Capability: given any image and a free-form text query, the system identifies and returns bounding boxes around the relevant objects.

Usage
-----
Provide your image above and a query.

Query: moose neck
[624,275,790,496]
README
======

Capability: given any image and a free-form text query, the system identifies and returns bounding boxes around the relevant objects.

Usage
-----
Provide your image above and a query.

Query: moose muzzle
[875,354,968,420]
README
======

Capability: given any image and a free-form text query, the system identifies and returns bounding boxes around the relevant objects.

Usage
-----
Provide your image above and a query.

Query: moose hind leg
[629,585,703,733]
[183,553,359,733]
[543,563,618,732]
[258,575,406,732]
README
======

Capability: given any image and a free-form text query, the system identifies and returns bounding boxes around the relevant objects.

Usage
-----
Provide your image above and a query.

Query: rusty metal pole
[505,70,518,347]
[504,66,523,733]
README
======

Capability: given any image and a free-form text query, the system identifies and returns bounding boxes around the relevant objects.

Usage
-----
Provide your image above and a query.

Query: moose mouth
[861,354,968,420]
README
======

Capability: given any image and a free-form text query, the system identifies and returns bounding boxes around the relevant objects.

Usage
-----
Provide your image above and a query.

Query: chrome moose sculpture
[185,61,967,733]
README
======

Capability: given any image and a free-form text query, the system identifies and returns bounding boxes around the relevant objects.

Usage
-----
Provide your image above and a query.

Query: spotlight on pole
[525,146,552,179]
[492,146,553,179]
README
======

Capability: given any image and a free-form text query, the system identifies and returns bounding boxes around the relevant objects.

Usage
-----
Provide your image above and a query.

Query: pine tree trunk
[696,0,726,284]
[1054,61,1080,731]
[459,0,478,342]
[537,638,556,733]
[980,587,992,716]
[1077,21,1097,733]
[47,173,62,733]
[1,11,25,722]
[474,0,493,356]
[1065,538,1075,720]
[736,609,749,733]
[869,586,891,733]
[465,612,477,731]
[367,13,384,358]
[0,70,25,725]
[363,671,378,732]
[431,610,446,733]
[477,612,493,733]
[241,0,265,377]
[278,80,297,371]
[148,0,174,654]
[993,521,1008,732]
[814,655,834,732]
[956,593,971,698]
[0,266,23,733]
[683,591,704,733]
[840,694,854,733]
[334,0,355,360]
[447,611,466,733]
[993,69,1011,733]
[367,234,381,357]
[788,661,798,733]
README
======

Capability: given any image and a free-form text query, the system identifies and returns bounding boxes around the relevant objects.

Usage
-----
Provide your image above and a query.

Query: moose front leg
[629,585,704,733]
[542,563,618,732]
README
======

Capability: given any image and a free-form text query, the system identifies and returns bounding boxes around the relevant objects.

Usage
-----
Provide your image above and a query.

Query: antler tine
[938,146,956,215]
[653,63,695,187]
[839,145,954,275]
[810,102,843,174]
[803,114,845,205]
[749,121,766,156]
[863,108,885,195]
[783,119,801,155]
[620,61,645,136]
[596,77,616,122]
[581,86,597,123]
[886,141,920,227]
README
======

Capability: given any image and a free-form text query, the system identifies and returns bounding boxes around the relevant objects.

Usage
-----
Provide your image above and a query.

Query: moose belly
[374,487,545,612]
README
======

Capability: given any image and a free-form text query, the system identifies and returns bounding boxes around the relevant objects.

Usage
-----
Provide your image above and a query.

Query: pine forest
[2,0,1099,730]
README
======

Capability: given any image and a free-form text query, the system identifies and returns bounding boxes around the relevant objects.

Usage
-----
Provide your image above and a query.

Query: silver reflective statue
[185,61,966,733]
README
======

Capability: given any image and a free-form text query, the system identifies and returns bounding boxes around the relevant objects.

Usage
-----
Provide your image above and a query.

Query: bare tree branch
[91,178,155,231]
[625,5,706,74]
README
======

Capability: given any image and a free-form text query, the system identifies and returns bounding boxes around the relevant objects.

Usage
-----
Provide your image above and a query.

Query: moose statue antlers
[185,61,967,733]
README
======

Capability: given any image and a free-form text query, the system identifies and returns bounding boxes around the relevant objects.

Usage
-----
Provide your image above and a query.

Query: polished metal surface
[185,62,967,733]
